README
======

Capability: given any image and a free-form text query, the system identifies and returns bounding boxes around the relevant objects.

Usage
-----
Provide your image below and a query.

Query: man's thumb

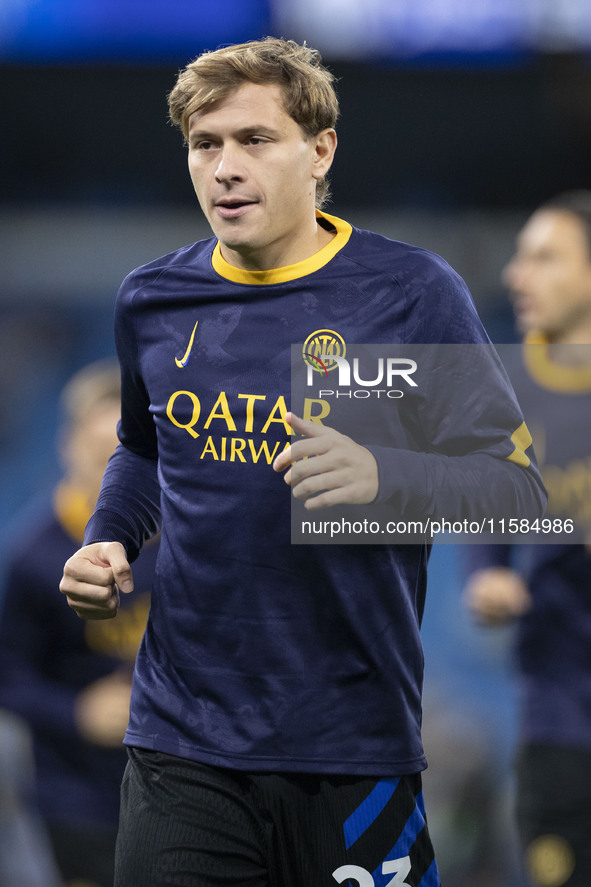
[108,543,134,594]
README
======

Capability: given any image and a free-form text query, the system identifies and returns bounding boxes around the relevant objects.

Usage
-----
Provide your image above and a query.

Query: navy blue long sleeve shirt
[85,213,545,774]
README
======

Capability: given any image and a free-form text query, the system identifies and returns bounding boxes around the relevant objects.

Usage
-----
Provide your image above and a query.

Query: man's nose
[502,256,524,293]
[215,144,244,183]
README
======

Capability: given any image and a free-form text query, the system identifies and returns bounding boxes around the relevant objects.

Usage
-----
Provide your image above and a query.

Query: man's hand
[75,670,132,747]
[60,541,133,620]
[273,412,379,510]
[464,566,532,626]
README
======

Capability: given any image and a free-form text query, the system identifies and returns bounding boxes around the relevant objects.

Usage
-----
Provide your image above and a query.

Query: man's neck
[220,219,336,273]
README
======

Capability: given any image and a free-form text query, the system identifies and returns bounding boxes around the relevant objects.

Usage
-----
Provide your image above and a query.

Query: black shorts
[517,743,591,887]
[115,747,440,887]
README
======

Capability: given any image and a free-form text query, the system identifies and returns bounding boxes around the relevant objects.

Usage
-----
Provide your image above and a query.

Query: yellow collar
[523,332,591,393]
[54,481,94,543]
[211,211,353,286]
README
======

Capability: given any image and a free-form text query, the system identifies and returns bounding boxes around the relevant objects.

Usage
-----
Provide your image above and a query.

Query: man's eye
[190,140,215,151]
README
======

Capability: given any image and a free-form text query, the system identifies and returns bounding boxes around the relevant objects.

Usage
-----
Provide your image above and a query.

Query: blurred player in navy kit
[0,360,157,887]
[59,38,545,887]
[0,710,62,887]
[465,191,591,887]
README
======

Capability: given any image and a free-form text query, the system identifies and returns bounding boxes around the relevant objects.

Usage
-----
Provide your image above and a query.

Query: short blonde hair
[60,358,120,430]
[168,37,339,208]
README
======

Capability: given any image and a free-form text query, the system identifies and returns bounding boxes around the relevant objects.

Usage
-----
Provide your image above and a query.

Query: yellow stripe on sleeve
[507,421,533,467]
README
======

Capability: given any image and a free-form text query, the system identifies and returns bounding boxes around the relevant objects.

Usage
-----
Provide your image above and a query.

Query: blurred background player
[0,359,158,887]
[464,190,591,887]
[0,709,62,887]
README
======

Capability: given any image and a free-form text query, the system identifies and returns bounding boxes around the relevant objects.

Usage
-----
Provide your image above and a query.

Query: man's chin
[514,312,537,337]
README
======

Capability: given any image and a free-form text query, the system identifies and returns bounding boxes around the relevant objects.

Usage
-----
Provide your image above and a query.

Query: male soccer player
[59,38,545,887]
[0,361,157,887]
[464,191,591,887]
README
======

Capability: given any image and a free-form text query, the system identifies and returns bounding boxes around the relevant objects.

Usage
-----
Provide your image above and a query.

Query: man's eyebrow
[188,124,282,141]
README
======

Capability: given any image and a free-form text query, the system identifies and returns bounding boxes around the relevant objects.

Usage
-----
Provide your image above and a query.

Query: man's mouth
[513,298,532,316]
[214,199,257,219]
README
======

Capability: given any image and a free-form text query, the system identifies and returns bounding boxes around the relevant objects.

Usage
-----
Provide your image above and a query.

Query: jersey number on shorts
[332,856,412,886]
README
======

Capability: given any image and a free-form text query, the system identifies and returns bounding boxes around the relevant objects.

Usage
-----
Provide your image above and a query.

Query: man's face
[64,403,120,506]
[503,209,591,342]
[187,82,336,271]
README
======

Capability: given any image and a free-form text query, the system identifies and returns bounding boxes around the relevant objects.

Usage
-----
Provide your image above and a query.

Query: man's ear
[312,128,337,180]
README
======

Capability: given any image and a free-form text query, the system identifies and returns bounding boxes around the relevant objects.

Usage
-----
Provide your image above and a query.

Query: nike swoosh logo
[175,320,199,368]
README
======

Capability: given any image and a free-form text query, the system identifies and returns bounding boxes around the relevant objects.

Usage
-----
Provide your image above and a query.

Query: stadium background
[2,2,591,884]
